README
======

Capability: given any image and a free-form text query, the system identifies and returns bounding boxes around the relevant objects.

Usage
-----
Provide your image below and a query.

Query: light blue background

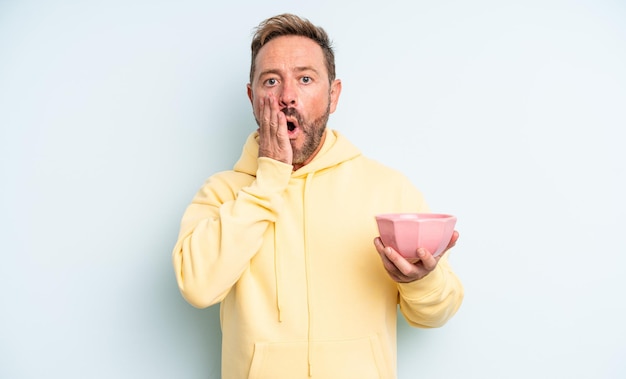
[1,1,625,378]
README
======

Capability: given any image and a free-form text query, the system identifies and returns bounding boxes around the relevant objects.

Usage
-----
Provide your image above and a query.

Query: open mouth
[282,108,300,133]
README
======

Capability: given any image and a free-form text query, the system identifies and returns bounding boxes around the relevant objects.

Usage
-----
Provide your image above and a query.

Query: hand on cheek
[257,93,292,165]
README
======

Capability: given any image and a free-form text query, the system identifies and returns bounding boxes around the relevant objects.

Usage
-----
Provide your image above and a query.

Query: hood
[233,129,361,177]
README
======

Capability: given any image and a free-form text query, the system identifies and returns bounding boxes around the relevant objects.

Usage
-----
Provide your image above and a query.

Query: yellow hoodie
[173,129,464,378]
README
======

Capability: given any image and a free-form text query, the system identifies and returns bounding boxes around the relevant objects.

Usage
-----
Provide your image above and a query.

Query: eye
[301,76,312,84]
[264,78,278,86]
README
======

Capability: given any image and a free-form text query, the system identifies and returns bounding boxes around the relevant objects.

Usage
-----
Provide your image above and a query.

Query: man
[172,13,463,378]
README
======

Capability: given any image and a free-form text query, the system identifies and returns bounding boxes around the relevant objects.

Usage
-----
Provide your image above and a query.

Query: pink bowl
[375,213,457,259]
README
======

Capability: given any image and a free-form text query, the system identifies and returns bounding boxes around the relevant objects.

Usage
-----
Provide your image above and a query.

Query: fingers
[438,230,459,257]
[262,94,287,136]
[373,237,437,283]
[416,248,438,271]
[260,94,278,138]
[374,238,405,280]
[257,93,291,164]
[447,230,459,250]
[373,230,459,283]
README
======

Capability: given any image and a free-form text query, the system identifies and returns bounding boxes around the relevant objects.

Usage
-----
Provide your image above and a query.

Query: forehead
[254,35,327,78]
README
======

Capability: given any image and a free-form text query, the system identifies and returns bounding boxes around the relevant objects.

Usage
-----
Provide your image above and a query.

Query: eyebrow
[258,66,320,78]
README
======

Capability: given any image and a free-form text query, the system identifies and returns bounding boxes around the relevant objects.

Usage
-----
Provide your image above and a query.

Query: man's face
[247,35,341,167]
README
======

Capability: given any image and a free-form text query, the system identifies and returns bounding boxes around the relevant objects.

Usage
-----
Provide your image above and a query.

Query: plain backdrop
[1,0,625,378]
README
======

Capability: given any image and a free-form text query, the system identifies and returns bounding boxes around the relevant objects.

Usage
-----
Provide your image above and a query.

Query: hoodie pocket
[248,335,391,379]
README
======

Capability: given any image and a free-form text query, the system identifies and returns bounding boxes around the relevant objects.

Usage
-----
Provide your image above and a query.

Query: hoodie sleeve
[397,255,464,328]
[172,157,292,308]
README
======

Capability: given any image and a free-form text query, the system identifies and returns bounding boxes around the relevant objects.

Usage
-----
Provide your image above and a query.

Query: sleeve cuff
[398,264,446,301]
[255,157,293,192]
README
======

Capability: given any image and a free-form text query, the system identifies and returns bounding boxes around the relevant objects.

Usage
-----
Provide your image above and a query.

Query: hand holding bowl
[375,213,457,259]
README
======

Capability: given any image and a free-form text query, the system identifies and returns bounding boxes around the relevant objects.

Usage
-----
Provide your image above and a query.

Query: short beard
[285,102,330,166]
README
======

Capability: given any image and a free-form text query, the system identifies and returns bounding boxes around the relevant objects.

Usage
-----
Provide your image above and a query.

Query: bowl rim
[375,213,456,221]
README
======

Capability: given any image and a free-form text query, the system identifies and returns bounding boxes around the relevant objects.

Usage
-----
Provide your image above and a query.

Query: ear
[247,83,253,105]
[329,79,342,114]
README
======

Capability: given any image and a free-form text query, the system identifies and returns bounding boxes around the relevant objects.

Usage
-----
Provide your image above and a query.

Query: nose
[278,81,297,107]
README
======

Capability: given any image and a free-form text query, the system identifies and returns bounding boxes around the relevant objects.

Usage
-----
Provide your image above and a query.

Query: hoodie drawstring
[274,227,283,322]
[303,172,315,376]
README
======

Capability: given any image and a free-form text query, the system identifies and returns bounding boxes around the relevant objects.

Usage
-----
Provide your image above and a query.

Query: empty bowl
[375,213,457,259]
